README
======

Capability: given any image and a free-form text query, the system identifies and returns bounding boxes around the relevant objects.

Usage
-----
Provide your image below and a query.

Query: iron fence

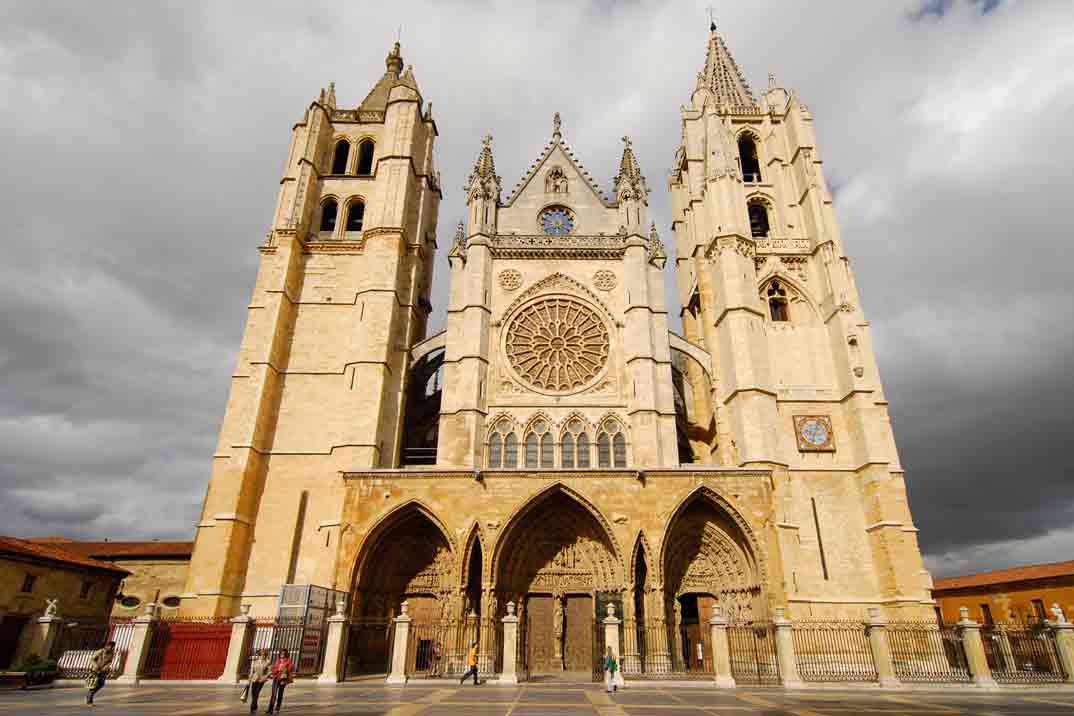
[728,621,780,685]
[886,622,970,683]
[516,610,529,682]
[981,623,1066,684]
[620,620,713,679]
[345,618,393,678]
[55,618,134,679]
[792,620,877,683]
[266,617,329,676]
[142,617,232,680]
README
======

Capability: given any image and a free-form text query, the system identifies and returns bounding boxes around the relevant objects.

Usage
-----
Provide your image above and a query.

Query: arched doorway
[348,504,454,676]
[661,490,763,671]
[494,486,623,677]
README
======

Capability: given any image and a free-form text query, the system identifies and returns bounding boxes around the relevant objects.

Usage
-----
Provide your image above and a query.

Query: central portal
[496,486,622,678]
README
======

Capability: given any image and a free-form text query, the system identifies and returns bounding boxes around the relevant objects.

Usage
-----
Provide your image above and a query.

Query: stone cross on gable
[621,136,632,149]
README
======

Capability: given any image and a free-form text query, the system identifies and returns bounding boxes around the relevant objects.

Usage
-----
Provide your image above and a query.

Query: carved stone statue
[545,166,568,194]
[44,599,58,618]
[553,596,564,638]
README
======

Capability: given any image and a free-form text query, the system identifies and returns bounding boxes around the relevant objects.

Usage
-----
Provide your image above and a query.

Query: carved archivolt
[505,296,610,394]
[497,489,621,594]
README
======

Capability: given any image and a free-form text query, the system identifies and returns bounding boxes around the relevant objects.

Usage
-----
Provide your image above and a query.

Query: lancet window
[766,280,789,322]
[345,200,365,233]
[524,418,554,469]
[488,418,518,468]
[738,134,761,182]
[748,199,770,238]
[560,418,591,469]
[319,198,338,234]
[597,419,628,468]
[331,139,350,175]
[356,140,375,176]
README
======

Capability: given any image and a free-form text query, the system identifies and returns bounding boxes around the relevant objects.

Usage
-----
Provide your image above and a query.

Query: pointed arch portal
[492,484,623,675]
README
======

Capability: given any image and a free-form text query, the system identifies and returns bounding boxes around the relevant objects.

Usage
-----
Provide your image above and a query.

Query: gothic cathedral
[182,26,932,675]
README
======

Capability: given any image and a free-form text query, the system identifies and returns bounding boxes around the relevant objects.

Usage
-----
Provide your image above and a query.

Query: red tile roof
[25,538,193,559]
[0,536,130,576]
[933,560,1074,592]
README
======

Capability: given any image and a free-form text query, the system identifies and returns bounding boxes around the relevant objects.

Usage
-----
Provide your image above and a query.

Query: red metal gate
[144,620,232,680]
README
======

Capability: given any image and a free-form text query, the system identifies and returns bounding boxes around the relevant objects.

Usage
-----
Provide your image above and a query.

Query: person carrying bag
[267,649,295,714]
[603,647,621,692]
[243,648,271,712]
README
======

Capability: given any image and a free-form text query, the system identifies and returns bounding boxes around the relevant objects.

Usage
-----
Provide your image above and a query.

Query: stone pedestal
[114,612,157,685]
[603,604,622,661]
[386,601,411,685]
[1047,611,1074,683]
[955,608,996,688]
[865,607,899,687]
[318,614,350,683]
[773,608,803,688]
[499,602,519,684]
[218,608,254,684]
[29,615,64,661]
[708,606,735,688]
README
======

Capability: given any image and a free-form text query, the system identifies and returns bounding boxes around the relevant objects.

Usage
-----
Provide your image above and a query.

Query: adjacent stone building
[182,23,933,677]
[28,539,193,618]
[0,537,128,669]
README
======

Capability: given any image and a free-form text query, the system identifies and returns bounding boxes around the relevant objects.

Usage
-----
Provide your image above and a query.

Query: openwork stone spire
[465,134,502,201]
[613,136,648,202]
[698,21,756,110]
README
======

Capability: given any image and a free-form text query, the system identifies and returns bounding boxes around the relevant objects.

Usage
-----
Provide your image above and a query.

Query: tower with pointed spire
[669,21,931,617]
[182,41,441,617]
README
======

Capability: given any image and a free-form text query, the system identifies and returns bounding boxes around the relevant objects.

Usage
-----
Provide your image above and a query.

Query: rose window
[505,297,609,393]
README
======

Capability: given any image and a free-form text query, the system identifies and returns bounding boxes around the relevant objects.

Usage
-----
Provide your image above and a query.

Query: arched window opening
[524,418,552,469]
[748,200,770,238]
[504,433,518,468]
[346,201,365,233]
[356,140,375,176]
[597,420,627,468]
[738,135,761,182]
[319,198,338,233]
[488,433,503,468]
[488,418,515,468]
[577,432,591,468]
[613,434,627,468]
[525,433,538,468]
[331,140,350,175]
[597,433,611,468]
[767,280,789,322]
[401,348,444,466]
[561,418,589,468]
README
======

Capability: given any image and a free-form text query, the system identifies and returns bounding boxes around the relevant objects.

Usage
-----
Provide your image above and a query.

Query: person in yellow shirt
[458,640,479,685]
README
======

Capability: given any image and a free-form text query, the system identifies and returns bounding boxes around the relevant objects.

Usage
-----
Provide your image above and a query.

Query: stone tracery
[505,296,610,393]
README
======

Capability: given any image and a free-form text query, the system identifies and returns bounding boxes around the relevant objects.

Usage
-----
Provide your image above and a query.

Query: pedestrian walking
[266,649,295,714]
[245,649,271,713]
[431,641,442,677]
[85,641,115,706]
[458,640,479,685]
[603,647,619,692]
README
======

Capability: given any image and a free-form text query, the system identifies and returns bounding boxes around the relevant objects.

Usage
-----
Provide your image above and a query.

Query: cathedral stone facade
[182,26,933,675]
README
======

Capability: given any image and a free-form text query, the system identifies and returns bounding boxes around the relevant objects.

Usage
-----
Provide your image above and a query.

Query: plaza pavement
[2,682,1074,716]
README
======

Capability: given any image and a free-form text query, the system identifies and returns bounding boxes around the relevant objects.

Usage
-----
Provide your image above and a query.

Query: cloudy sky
[1,0,1072,578]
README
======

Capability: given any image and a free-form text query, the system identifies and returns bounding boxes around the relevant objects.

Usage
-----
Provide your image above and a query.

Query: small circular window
[119,595,141,609]
[161,596,181,609]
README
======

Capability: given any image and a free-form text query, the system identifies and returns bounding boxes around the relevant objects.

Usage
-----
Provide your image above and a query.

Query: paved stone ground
[2,683,1074,716]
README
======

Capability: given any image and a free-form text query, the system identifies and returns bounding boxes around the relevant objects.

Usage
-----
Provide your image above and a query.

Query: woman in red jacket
[267,649,295,714]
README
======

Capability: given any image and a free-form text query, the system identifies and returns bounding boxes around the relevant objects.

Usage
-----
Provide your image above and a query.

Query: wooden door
[563,595,593,672]
[0,616,28,670]
[696,595,715,672]
[527,595,554,674]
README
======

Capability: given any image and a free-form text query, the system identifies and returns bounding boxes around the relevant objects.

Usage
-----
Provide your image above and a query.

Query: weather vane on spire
[707,5,716,30]
[621,135,632,150]
[482,133,493,148]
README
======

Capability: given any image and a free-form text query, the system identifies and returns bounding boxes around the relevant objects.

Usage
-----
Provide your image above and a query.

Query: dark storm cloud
[1,0,1071,577]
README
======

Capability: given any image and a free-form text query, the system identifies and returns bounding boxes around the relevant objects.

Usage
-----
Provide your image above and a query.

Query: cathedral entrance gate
[494,486,623,679]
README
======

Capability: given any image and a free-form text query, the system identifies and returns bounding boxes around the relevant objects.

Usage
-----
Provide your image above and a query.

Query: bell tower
[182,42,441,616]
[669,22,931,608]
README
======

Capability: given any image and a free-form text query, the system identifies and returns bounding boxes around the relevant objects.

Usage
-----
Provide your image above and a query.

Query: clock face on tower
[539,206,574,236]
[793,415,835,452]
